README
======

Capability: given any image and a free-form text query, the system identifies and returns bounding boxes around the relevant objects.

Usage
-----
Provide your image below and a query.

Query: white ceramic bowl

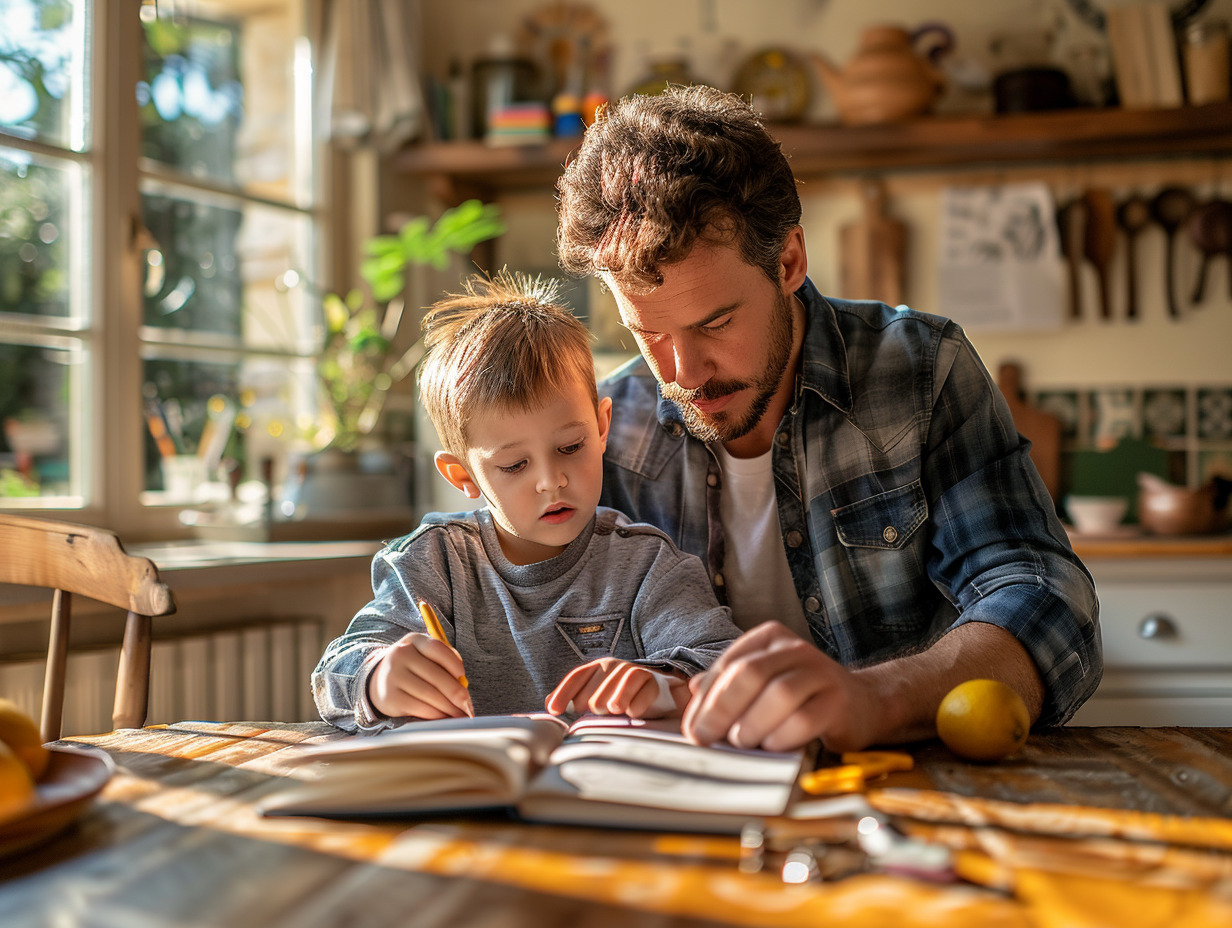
[1065,495,1129,534]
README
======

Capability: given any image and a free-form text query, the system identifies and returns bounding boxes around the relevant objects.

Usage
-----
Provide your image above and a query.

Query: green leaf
[370,272,405,303]
[363,235,402,258]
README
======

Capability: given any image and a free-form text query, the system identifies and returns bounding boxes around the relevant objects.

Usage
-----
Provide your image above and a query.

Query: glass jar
[1184,19,1230,105]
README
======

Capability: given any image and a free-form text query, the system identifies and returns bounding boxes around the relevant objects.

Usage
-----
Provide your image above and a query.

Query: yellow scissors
[799,751,914,795]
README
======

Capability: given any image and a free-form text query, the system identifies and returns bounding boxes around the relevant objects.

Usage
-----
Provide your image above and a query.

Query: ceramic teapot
[813,23,954,126]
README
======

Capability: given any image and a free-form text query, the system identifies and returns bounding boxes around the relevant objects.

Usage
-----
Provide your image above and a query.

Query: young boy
[313,273,741,732]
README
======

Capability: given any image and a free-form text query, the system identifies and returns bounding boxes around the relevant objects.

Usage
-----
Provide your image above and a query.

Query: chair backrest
[0,514,176,741]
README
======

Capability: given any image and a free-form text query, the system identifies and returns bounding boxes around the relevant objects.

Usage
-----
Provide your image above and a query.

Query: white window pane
[140,1,308,201]
[140,187,313,350]
[0,146,87,322]
[140,353,316,502]
[0,0,91,151]
[0,340,83,503]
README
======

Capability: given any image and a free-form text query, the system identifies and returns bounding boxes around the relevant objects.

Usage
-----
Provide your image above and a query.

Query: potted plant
[315,199,506,453]
[294,199,505,515]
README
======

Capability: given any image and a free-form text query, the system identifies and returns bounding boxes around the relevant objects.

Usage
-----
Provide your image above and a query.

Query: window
[0,0,322,534]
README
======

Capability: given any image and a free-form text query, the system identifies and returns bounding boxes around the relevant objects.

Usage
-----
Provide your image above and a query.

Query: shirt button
[882,526,898,544]
[776,431,789,446]
[707,473,718,487]
[804,596,821,613]
[714,572,725,587]
[786,530,803,548]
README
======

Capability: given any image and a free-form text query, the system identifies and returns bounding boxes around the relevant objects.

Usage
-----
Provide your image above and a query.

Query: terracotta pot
[1136,472,1232,535]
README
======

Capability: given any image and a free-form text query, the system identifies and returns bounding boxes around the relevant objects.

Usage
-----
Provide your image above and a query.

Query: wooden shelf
[394,101,1232,196]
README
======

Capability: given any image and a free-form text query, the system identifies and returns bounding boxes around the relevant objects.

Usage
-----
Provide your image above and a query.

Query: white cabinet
[1069,557,1232,727]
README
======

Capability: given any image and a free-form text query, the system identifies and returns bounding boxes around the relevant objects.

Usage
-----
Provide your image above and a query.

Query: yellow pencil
[418,599,468,688]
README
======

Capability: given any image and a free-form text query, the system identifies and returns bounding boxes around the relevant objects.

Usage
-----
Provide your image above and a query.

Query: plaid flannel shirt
[597,278,1102,726]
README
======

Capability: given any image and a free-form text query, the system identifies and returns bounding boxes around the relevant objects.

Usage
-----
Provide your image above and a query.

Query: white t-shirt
[712,444,811,638]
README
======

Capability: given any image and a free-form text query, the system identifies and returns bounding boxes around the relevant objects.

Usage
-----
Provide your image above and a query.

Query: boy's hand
[545,658,687,719]
[367,632,473,720]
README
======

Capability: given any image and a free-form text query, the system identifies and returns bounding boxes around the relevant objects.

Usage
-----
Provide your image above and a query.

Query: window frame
[0,0,332,539]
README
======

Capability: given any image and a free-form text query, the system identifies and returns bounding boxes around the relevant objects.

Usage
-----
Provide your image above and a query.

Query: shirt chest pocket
[831,480,928,549]
[555,614,627,659]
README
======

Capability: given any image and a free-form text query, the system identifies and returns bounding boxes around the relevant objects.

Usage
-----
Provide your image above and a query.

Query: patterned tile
[1141,387,1187,440]
[1197,387,1232,440]
[1035,390,1081,439]
[1198,449,1232,480]
[1090,388,1137,447]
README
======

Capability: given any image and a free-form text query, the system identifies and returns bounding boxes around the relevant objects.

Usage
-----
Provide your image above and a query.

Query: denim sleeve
[629,543,741,676]
[311,537,451,733]
[924,334,1102,726]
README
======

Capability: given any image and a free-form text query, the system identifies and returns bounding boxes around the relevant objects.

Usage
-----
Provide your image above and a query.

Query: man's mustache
[662,380,748,404]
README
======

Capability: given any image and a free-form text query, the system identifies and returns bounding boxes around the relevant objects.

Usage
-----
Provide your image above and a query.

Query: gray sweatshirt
[313,506,741,732]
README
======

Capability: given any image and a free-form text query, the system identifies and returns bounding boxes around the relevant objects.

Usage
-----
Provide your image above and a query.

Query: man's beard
[659,289,796,444]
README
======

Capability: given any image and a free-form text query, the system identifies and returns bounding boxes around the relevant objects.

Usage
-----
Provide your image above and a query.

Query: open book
[260,714,807,834]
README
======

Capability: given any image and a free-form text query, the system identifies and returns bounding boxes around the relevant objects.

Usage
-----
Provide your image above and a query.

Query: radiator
[0,619,324,736]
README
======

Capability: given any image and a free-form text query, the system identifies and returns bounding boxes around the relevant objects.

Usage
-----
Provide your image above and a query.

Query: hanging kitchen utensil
[1186,198,1232,304]
[839,178,907,305]
[1150,186,1197,319]
[1081,188,1117,320]
[1056,198,1086,319]
[1115,194,1151,320]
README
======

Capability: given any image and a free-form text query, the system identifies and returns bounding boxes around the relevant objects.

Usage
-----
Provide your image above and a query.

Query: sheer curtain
[318,0,427,152]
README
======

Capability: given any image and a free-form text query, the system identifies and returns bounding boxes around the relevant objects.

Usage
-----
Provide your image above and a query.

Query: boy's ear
[596,396,613,450]
[434,451,482,499]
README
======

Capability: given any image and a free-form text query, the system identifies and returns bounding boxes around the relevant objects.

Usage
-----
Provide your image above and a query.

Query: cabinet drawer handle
[1138,614,1178,640]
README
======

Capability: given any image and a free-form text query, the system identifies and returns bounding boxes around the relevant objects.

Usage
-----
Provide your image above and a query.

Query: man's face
[462,380,612,566]
[604,234,806,454]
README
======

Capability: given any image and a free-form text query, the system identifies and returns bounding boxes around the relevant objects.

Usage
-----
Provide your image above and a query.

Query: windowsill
[0,539,380,609]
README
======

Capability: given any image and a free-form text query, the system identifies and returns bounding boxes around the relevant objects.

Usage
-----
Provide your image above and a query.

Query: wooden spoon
[1081,188,1117,320]
[1151,186,1197,319]
[1187,199,1232,304]
[1056,199,1086,319]
[1115,195,1151,319]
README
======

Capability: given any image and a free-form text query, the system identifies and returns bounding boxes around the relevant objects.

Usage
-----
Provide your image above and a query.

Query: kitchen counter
[1070,532,1232,560]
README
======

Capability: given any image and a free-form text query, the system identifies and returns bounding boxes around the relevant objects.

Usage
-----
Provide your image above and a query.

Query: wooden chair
[0,514,176,741]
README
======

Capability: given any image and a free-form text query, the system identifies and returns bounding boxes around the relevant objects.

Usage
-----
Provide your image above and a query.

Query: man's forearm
[855,621,1045,746]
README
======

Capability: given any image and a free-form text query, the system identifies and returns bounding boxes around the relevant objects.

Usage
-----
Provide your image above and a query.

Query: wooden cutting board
[997,362,1062,503]
[840,179,907,306]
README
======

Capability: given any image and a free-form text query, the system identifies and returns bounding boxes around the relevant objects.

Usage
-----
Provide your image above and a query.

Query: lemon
[0,740,35,822]
[936,679,1030,762]
[0,698,50,781]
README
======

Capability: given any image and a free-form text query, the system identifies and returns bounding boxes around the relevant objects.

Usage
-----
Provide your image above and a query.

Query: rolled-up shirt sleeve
[924,335,1102,726]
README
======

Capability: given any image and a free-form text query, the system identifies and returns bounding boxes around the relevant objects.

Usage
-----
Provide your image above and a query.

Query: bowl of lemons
[0,699,113,857]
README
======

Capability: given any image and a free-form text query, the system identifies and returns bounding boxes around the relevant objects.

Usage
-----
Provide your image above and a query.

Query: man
[556,85,1101,754]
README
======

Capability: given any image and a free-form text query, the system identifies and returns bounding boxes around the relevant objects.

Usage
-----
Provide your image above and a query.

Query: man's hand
[680,621,881,753]
[367,632,473,720]
[546,658,687,718]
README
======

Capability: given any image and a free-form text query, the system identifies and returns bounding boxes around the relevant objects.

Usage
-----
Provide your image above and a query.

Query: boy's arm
[630,546,742,675]
[312,538,454,732]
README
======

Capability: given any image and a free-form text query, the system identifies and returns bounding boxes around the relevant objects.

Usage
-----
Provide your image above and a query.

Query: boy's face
[435,377,612,566]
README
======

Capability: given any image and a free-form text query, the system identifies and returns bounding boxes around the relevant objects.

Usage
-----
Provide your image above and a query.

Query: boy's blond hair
[418,271,597,460]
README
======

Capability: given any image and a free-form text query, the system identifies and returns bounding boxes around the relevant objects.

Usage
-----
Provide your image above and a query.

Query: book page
[542,756,797,815]
[518,722,805,832]
[260,714,568,817]
[552,734,803,784]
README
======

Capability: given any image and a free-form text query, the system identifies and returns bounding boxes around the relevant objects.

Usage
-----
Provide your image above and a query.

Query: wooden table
[2,723,1231,927]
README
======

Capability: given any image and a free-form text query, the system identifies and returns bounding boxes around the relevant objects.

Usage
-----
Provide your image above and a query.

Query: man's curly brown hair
[556,85,801,292]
